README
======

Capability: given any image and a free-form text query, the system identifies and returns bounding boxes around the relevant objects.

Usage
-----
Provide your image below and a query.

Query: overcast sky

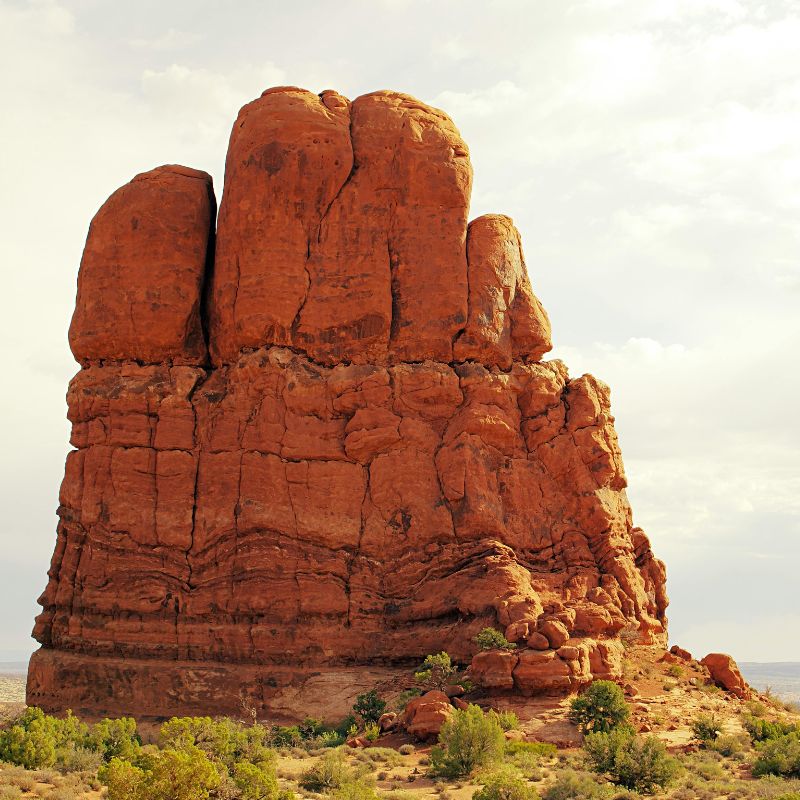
[1,0,798,664]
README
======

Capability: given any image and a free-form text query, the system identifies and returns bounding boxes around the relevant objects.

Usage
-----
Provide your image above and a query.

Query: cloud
[130,28,205,51]
[433,81,526,118]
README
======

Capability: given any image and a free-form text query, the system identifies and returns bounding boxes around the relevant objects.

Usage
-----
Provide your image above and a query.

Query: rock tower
[28,88,667,719]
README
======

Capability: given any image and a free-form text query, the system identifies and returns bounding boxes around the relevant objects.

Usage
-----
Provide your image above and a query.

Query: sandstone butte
[28,87,671,722]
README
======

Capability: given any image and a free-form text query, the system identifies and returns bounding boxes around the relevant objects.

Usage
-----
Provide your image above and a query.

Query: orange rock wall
[30,87,667,718]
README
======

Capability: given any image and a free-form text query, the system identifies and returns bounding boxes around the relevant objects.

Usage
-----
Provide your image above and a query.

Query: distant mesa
[28,87,668,720]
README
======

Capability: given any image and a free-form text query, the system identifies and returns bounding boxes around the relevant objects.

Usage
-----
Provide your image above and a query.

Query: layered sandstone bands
[30,87,667,718]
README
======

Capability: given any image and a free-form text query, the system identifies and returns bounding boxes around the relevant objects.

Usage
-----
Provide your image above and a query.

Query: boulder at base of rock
[700,653,751,699]
[401,690,453,740]
[471,650,519,690]
[670,645,693,661]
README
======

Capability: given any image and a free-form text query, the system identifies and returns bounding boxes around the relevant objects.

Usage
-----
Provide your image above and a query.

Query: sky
[0,0,798,664]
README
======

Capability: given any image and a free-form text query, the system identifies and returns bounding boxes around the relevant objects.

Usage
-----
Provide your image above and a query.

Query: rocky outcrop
[701,653,751,699]
[29,86,667,720]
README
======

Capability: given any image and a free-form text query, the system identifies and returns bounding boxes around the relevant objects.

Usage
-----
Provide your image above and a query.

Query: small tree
[569,680,630,734]
[415,652,458,692]
[691,713,722,744]
[752,732,800,778]
[584,727,680,793]
[353,690,386,726]
[474,628,517,651]
[473,767,539,800]
[430,704,505,778]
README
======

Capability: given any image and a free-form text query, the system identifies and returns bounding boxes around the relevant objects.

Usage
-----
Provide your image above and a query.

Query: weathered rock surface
[30,86,667,720]
[701,653,751,699]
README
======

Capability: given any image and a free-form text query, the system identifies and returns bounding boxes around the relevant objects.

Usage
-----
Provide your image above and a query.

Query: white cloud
[130,28,205,51]
[433,81,526,118]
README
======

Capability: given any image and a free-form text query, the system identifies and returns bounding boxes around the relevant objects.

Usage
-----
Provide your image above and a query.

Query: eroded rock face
[29,86,667,719]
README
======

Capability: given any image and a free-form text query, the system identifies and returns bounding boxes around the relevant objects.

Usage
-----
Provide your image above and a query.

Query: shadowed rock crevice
[30,86,667,719]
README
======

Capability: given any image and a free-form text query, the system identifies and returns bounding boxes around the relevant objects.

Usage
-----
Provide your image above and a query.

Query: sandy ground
[0,673,25,701]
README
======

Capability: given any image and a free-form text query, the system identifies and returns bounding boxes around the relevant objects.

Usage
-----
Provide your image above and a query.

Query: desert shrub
[415,653,458,692]
[300,749,353,792]
[430,704,505,778]
[504,741,557,759]
[666,664,684,679]
[753,733,800,778]
[490,711,519,732]
[745,716,799,743]
[232,759,280,799]
[320,730,346,748]
[395,688,423,712]
[398,743,415,755]
[584,727,680,793]
[299,718,327,740]
[331,778,379,800]
[0,708,89,769]
[710,733,749,758]
[362,723,380,743]
[359,747,401,767]
[474,629,517,652]
[0,767,37,792]
[55,742,104,772]
[353,690,387,726]
[504,741,554,778]
[540,770,611,800]
[745,700,768,717]
[272,726,303,748]
[569,681,630,735]
[89,717,141,761]
[100,745,222,800]
[473,768,539,800]
[161,716,274,768]
[692,713,723,743]
[0,787,23,800]
[337,715,357,734]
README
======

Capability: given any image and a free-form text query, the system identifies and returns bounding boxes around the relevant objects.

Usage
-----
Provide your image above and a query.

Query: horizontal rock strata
[30,86,667,718]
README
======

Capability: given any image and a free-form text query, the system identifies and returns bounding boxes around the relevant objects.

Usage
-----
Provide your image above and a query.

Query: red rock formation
[701,653,751,699]
[28,86,667,720]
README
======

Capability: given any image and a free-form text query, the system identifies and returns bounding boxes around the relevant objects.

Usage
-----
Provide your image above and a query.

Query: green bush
[569,681,630,735]
[335,715,358,737]
[744,715,799,743]
[584,727,680,793]
[430,704,505,778]
[474,629,517,652]
[160,716,274,767]
[319,730,346,748]
[692,713,723,743]
[233,760,280,799]
[0,708,89,769]
[89,717,141,762]
[540,770,611,800]
[473,768,539,800]
[99,745,222,800]
[415,652,458,692]
[353,690,387,726]
[331,778,378,800]
[491,710,519,732]
[272,726,302,748]
[299,718,327,740]
[753,733,800,778]
[504,740,557,759]
[300,749,352,792]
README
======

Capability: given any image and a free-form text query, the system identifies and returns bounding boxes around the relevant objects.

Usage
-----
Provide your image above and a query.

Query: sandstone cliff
[28,87,667,719]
